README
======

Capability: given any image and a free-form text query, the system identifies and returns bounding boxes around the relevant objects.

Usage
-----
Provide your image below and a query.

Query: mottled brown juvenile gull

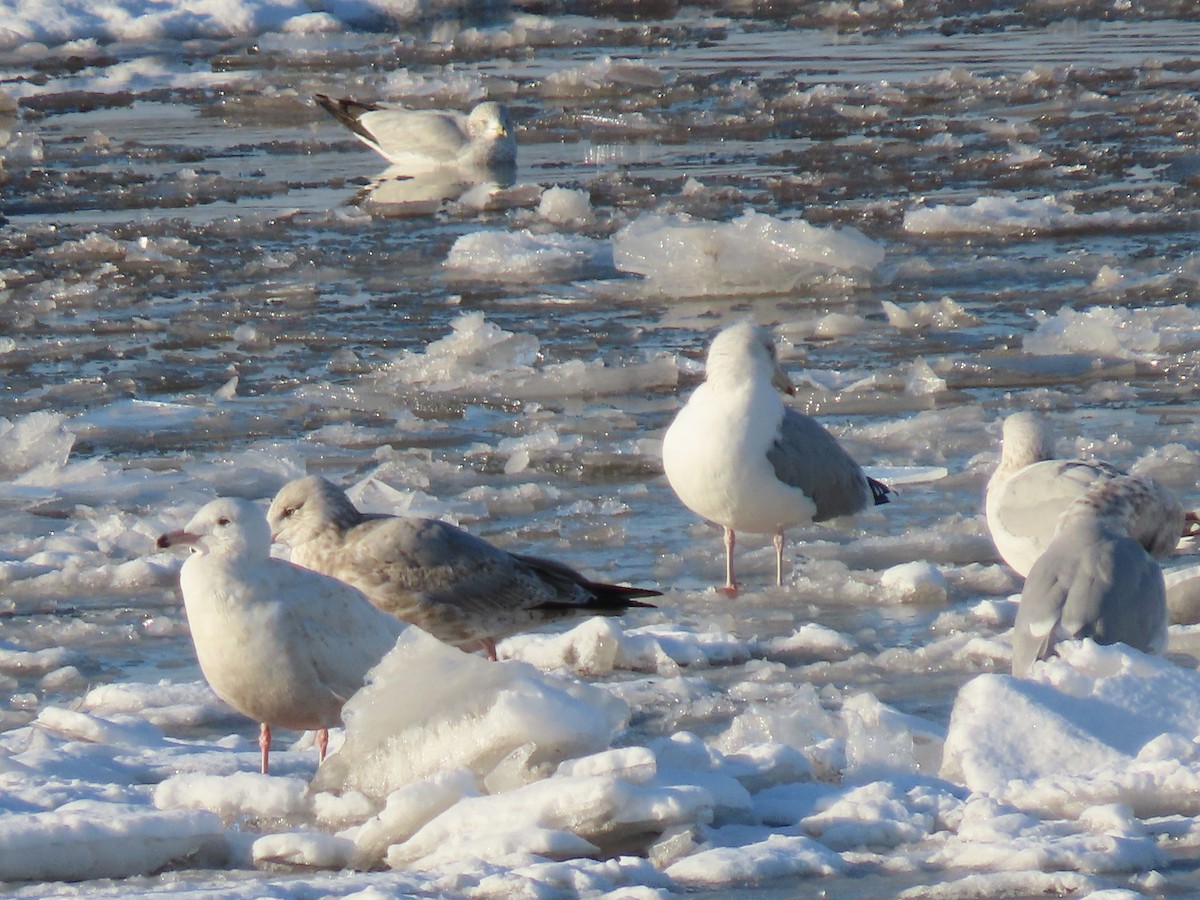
[660,320,893,593]
[267,476,658,660]
[986,412,1196,577]
[1011,474,1172,677]
[314,94,516,176]
[157,497,406,774]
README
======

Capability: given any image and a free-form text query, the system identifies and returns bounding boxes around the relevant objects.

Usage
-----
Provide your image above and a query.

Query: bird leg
[482,636,498,661]
[720,527,739,596]
[774,530,786,587]
[317,727,329,764]
[259,723,271,775]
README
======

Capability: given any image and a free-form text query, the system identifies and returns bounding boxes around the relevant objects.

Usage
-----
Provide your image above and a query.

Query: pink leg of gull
[317,728,329,764]
[774,529,786,587]
[720,526,738,596]
[259,722,271,775]
[482,636,498,661]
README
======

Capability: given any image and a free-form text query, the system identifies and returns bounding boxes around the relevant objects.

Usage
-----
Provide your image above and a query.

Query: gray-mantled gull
[314,94,516,177]
[1011,474,1171,677]
[266,476,658,660]
[661,320,894,593]
[986,412,1197,577]
[157,497,406,774]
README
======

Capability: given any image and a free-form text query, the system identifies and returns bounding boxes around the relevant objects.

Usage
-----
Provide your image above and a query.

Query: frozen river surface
[4,1,1200,897]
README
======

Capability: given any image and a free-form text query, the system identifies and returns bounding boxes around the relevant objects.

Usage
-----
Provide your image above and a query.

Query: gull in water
[986,412,1197,577]
[1011,474,1171,677]
[266,476,659,660]
[661,320,894,593]
[157,497,406,774]
[314,94,516,177]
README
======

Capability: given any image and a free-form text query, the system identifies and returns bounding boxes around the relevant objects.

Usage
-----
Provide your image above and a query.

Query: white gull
[1011,474,1171,677]
[157,497,406,774]
[266,476,658,660]
[661,320,893,593]
[985,411,1195,577]
[314,94,516,177]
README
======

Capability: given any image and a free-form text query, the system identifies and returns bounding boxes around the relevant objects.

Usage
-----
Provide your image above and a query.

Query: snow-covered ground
[4,1,1200,896]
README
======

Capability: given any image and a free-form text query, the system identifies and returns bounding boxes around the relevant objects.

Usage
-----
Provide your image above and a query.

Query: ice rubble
[7,605,1200,888]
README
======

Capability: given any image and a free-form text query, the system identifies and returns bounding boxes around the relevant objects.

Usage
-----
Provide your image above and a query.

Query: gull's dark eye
[282,506,296,519]
[217,517,230,526]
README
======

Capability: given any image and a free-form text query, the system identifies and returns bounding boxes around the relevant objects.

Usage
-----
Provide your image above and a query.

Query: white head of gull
[157,497,406,774]
[986,412,1197,577]
[1011,474,1173,677]
[266,475,658,661]
[661,319,893,593]
[314,94,516,178]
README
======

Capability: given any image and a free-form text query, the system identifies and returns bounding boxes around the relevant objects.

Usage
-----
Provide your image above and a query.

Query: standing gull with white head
[157,497,406,774]
[661,320,893,593]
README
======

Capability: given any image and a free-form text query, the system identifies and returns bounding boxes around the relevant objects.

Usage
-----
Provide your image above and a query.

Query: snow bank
[942,641,1200,817]
[612,210,884,296]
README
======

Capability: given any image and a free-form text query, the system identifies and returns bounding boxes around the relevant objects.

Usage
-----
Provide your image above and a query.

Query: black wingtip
[313,93,382,143]
[868,477,895,506]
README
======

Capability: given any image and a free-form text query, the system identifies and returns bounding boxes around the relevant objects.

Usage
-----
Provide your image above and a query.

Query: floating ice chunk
[538,186,594,225]
[925,795,1167,878]
[342,768,479,869]
[613,210,884,296]
[311,628,628,801]
[881,296,980,331]
[0,643,75,675]
[801,781,937,850]
[541,56,665,98]
[0,805,226,882]
[905,357,947,395]
[155,772,310,823]
[1166,563,1200,625]
[0,411,74,476]
[1092,264,1125,290]
[252,830,355,869]
[665,831,843,886]
[878,560,949,605]
[903,194,1140,236]
[942,641,1200,817]
[841,692,945,778]
[383,311,539,388]
[444,228,611,282]
[35,707,167,748]
[377,311,677,398]
[1024,303,1200,361]
[763,623,857,658]
[387,772,713,868]
[716,683,843,778]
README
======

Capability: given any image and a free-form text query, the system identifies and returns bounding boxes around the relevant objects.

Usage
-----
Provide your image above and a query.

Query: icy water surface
[4,1,1200,896]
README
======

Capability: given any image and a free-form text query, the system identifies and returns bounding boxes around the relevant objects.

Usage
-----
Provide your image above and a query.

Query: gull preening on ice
[1011,474,1172,677]
[267,476,658,660]
[157,497,406,774]
[314,94,516,177]
[661,320,893,593]
[986,412,1197,577]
